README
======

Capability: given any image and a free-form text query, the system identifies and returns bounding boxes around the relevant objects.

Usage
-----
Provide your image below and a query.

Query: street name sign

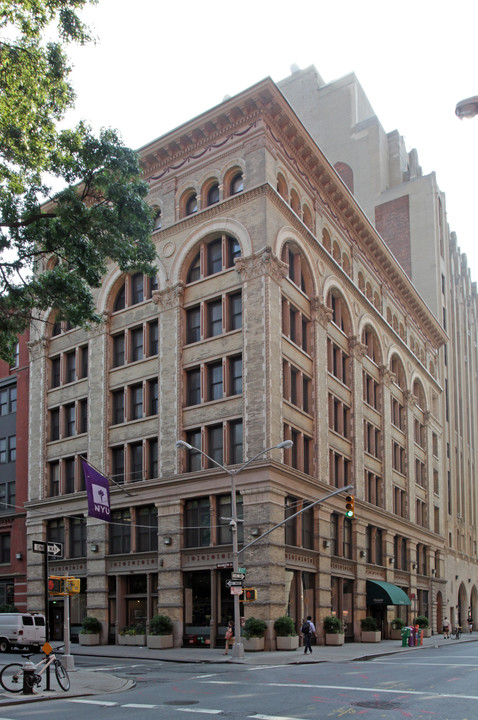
[226,579,244,587]
[231,572,245,580]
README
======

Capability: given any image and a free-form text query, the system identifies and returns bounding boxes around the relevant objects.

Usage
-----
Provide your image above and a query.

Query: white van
[0,613,46,652]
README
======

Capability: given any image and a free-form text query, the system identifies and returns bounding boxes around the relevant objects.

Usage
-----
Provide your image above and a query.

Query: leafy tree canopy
[0,0,156,362]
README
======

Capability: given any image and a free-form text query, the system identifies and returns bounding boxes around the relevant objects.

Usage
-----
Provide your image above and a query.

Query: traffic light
[243,588,257,602]
[48,576,64,595]
[345,495,355,518]
[64,577,80,594]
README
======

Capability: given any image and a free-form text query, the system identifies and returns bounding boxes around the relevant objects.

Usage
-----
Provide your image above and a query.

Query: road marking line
[122,704,160,708]
[374,660,478,667]
[201,680,478,700]
[175,710,223,715]
[248,716,310,720]
[68,699,118,706]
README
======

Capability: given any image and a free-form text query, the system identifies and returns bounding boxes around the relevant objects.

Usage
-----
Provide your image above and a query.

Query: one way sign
[47,542,63,558]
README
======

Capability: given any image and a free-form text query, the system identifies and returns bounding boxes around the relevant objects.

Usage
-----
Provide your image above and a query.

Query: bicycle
[451,625,462,640]
[0,645,70,693]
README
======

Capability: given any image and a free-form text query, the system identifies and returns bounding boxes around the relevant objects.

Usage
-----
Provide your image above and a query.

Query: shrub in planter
[413,615,429,629]
[360,616,378,631]
[274,616,296,637]
[81,616,102,634]
[149,614,173,635]
[119,625,145,636]
[323,616,343,634]
[243,617,267,639]
[391,618,405,630]
[147,614,174,649]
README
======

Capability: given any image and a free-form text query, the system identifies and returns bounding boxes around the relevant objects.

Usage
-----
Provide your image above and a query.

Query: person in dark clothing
[302,615,317,653]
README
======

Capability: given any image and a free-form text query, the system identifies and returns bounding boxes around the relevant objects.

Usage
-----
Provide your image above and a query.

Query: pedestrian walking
[467,616,473,634]
[443,616,450,639]
[223,620,235,655]
[301,615,316,654]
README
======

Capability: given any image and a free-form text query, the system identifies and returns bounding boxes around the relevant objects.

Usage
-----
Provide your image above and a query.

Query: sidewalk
[1,633,476,706]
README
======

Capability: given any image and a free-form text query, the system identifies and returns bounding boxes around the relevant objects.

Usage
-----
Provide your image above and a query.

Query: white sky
[66,0,478,280]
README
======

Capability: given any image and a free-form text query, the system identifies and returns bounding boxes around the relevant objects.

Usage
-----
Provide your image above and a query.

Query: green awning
[366,580,411,606]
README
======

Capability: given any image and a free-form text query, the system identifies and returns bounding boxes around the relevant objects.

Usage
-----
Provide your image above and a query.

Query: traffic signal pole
[43,549,51,690]
[238,484,354,556]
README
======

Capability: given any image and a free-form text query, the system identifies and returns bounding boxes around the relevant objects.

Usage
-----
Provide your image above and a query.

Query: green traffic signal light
[345,495,355,518]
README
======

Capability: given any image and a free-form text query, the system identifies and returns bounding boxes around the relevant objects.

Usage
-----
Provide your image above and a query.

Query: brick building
[281,66,478,631]
[27,76,449,647]
[0,333,29,612]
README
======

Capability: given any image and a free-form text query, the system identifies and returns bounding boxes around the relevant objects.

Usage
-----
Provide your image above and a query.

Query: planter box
[79,633,99,646]
[421,628,431,638]
[147,634,173,649]
[325,633,345,646]
[361,630,381,643]
[390,629,403,640]
[243,637,264,652]
[276,636,299,651]
[118,634,146,645]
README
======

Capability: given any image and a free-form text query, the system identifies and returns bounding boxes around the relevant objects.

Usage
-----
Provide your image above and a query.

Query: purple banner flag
[82,459,111,522]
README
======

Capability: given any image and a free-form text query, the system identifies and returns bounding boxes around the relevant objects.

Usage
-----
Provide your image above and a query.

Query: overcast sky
[66,0,478,280]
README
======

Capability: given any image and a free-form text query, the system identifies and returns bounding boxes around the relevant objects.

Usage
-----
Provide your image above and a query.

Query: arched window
[322,229,331,253]
[302,205,313,230]
[342,253,351,277]
[206,182,220,206]
[281,243,312,296]
[290,189,300,214]
[230,172,243,195]
[391,354,406,389]
[114,283,126,312]
[332,241,341,263]
[112,273,158,312]
[413,379,426,410]
[153,208,162,230]
[326,289,351,334]
[185,193,198,216]
[277,173,288,200]
[358,272,365,294]
[185,234,241,284]
[362,326,381,364]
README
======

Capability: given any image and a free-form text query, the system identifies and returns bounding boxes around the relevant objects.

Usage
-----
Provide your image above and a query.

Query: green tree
[0,0,156,361]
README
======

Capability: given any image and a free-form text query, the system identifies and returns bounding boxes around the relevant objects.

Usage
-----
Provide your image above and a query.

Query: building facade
[27,77,450,647]
[280,66,478,630]
[0,334,29,611]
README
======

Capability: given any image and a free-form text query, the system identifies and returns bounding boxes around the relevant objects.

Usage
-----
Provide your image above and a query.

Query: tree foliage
[0,0,156,361]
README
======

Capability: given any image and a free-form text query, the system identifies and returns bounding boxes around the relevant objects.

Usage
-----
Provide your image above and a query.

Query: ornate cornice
[27,339,48,361]
[312,297,333,328]
[380,365,395,387]
[349,336,367,360]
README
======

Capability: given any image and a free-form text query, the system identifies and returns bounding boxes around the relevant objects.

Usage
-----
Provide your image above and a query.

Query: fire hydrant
[22,661,36,695]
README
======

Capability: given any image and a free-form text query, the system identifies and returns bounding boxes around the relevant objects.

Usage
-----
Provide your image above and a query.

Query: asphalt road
[1,642,478,719]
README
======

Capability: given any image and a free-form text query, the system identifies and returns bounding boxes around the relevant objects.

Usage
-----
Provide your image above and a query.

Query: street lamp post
[176,438,293,659]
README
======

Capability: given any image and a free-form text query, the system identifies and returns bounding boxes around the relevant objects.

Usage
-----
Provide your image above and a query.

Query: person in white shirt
[302,615,317,654]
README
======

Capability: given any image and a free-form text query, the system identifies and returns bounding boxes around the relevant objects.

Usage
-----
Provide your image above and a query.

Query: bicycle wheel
[54,660,70,691]
[0,663,24,693]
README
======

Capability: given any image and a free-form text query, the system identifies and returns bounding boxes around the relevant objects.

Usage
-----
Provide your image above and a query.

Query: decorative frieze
[235,246,287,284]
[152,282,184,311]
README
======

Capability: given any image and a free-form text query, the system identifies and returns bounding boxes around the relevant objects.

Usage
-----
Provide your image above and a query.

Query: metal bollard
[22,662,36,695]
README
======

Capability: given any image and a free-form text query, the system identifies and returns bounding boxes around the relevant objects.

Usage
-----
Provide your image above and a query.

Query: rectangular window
[217,494,243,545]
[207,238,222,275]
[70,518,86,558]
[7,436,15,462]
[285,497,298,546]
[112,390,125,425]
[79,345,88,379]
[51,357,61,388]
[49,461,60,497]
[0,440,6,465]
[185,497,210,548]
[207,424,223,467]
[207,299,222,337]
[109,509,131,554]
[229,419,243,465]
[79,398,87,434]
[185,430,201,471]
[229,355,242,396]
[131,327,144,362]
[50,408,60,441]
[111,446,125,484]
[132,273,144,304]
[0,534,10,564]
[148,321,159,356]
[148,379,158,416]
[136,506,158,552]
[130,442,143,482]
[186,368,201,406]
[228,292,242,331]
[64,403,76,437]
[64,457,75,494]
[208,361,223,401]
[148,438,158,479]
[302,504,314,549]
[0,390,6,416]
[65,351,76,383]
[186,306,201,344]
[113,334,125,367]
[47,519,65,546]
[130,384,143,420]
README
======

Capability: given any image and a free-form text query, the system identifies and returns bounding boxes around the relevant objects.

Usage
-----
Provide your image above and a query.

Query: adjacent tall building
[25,69,475,647]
